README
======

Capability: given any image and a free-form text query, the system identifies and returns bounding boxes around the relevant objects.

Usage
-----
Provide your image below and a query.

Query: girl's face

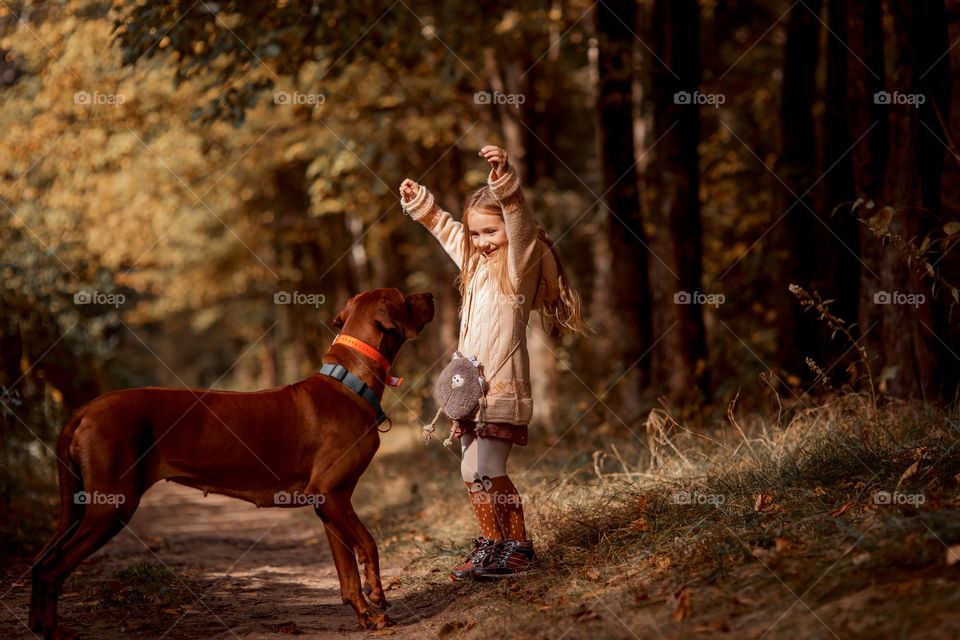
[467,208,507,259]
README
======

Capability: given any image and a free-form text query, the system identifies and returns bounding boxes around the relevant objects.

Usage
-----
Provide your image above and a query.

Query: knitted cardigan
[402,166,546,426]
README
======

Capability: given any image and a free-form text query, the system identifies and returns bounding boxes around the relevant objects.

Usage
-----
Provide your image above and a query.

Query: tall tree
[846,0,952,400]
[646,0,707,401]
[594,0,652,416]
[820,0,859,341]
[770,0,822,384]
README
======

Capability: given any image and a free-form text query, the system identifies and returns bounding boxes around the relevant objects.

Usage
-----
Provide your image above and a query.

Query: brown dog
[29,288,434,637]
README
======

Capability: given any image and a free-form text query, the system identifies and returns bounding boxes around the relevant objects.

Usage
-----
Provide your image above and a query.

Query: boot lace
[490,539,519,567]
[468,537,496,563]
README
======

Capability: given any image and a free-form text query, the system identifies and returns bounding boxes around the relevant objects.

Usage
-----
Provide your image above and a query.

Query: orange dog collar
[332,334,403,386]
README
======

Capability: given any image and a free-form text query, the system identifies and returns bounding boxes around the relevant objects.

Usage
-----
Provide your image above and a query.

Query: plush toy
[422,352,487,446]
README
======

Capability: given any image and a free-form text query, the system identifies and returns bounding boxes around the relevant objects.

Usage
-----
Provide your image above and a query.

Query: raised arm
[481,147,539,285]
[400,180,464,269]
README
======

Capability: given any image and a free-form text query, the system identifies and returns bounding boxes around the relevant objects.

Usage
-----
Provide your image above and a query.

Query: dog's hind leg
[37,497,138,638]
[35,418,144,639]
[29,514,82,633]
[30,415,87,633]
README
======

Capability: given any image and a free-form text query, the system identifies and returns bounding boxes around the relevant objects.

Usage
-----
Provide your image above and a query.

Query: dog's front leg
[317,496,391,629]
[340,508,387,612]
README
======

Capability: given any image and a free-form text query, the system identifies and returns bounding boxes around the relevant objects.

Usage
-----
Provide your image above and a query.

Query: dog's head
[332,289,435,357]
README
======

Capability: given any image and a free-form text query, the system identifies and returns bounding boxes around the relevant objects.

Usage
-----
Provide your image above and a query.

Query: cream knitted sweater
[403,166,548,426]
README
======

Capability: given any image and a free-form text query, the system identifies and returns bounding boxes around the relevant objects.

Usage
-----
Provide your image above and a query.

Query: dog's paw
[359,610,393,630]
[371,612,394,629]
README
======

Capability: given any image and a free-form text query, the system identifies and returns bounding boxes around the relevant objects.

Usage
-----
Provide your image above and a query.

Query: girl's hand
[399,178,421,203]
[479,145,509,180]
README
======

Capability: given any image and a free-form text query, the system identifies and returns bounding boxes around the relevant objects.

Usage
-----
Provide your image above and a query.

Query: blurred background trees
[2,0,959,513]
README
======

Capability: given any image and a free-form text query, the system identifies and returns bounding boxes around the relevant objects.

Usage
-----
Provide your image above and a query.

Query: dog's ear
[375,304,419,340]
[332,297,356,331]
[404,292,435,338]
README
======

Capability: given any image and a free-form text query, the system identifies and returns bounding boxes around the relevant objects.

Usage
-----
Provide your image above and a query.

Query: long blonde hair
[455,186,584,336]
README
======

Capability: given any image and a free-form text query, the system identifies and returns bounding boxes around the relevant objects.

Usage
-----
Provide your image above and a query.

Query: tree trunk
[594,0,651,418]
[847,0,951,400]
[768,0,822,387]
[646,0,707,402]
[819,0,859,364]
[845,0,888,380]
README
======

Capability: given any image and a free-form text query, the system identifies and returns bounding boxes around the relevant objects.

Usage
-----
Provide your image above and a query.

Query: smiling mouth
[481,247,498,257]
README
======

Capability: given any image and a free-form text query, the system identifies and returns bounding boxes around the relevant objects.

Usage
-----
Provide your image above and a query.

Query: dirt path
[2,481,454,639]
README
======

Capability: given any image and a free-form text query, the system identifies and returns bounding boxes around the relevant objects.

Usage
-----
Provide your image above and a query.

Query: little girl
[399,145,583,579]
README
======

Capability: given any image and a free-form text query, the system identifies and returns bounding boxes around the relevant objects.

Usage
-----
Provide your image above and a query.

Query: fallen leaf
[829,502,854,517]
[384,577,402,591]
[604,570,638,587]
[161,609,179,615]
[301,537,320,546]
[631,518,650,532]
[582,567,601,581]
[896,461,920,490]
[672,587,691,621]
[774,538,791,553]
[372,631,396,637]
[637,494,649,514]
[276,621,301,634]
[754,493,773,512]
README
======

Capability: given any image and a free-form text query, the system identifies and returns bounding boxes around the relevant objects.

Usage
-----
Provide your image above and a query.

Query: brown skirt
[454,420,528,446]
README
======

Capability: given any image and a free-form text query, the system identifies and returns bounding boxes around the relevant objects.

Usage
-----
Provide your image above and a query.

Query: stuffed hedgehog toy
[422,352,487,446]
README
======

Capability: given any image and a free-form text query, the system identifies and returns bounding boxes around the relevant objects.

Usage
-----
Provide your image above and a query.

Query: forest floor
[3,395,960,639]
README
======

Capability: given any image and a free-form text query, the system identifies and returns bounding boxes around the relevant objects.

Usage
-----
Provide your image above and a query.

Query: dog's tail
[33,411,86,567]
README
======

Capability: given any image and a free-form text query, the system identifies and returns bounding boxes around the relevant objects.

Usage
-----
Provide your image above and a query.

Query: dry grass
[355,393,960,639]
